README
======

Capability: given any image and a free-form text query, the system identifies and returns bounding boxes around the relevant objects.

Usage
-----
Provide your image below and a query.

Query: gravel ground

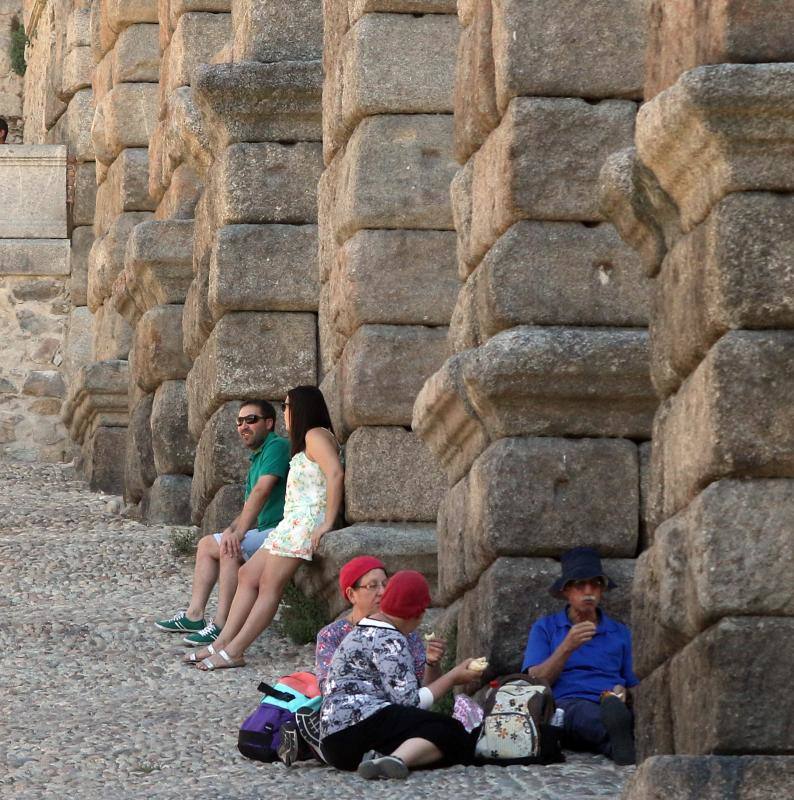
[0,460,633,799]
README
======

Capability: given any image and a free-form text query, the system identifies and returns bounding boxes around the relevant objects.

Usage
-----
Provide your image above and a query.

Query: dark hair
[0,118,8,135]
[239,399,276,428]
[286,385,333,456]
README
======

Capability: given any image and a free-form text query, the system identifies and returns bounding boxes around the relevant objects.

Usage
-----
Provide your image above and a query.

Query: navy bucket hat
[549,547,617,599]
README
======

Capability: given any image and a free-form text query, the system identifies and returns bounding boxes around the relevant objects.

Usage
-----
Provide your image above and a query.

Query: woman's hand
[450,658,482,686]
[425,636,447,667]
[310,524,332,553]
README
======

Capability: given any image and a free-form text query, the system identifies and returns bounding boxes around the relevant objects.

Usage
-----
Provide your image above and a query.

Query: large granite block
[94,149,156,238]
[200,482,245,536]
[45,89,95,164]
[92,304,133,361]
[82,425,128,494]
[151,379,195,476]
[147,474,193,524]
[186,312,317,440]
[232,0,322,63]
[132,305,191,392]
[468,97,637,266]
[126,393,156,502]
[343,426,446,523]
[0,240,70,277]
[112,23,160,84]
[92,83,159,166]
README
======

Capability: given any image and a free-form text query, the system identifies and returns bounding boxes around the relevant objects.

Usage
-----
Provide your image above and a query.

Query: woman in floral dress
[191,385,344,671]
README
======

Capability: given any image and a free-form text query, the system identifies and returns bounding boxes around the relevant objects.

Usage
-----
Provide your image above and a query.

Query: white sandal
[183,643,215,664]
[197,648,245,671]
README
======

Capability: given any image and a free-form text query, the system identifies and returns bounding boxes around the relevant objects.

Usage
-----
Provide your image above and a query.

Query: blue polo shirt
[521,608,639,703]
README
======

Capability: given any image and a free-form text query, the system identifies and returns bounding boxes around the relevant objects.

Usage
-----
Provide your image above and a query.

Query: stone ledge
[62,359,130,444]
[0,240,71,276]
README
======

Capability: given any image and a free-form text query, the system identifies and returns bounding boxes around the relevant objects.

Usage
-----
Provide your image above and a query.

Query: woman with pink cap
[319,570,481,779]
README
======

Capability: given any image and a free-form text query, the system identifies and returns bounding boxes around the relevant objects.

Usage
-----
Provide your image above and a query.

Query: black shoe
[600,695,636,766]
[295,707,325,761]
[277,720,303,767]
[357,750,409,780]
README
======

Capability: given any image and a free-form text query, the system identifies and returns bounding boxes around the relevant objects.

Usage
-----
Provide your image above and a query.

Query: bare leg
[214,552,243,627]
[391,738,443,768]
[186,535,222,621]
[198,553,301,668]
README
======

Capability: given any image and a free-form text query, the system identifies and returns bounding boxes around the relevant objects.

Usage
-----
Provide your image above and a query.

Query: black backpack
[474,674,564,765]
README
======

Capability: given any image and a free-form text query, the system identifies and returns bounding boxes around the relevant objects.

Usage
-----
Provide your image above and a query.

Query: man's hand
[562,621,597,653]
[219,527,242,560]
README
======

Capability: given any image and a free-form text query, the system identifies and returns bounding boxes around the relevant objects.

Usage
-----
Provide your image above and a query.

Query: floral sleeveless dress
[262,449,329,561]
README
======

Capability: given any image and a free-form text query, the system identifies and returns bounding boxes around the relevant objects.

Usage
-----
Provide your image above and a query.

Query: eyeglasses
[281,401,290,412]
[236,414,265,427]
[354,580,389,592]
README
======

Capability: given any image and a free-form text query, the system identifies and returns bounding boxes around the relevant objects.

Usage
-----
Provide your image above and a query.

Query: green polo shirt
[246,432,291,530]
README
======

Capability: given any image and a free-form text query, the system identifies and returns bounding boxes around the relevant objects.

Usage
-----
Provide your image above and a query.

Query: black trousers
[321,704,478,772]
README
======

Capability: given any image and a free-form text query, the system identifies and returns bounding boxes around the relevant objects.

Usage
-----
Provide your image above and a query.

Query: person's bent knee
[198,534,220,558]
[238,559,261,588]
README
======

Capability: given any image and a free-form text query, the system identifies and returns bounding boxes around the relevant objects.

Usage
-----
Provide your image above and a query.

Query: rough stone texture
[343,426,446,523]
[200,481,245,536]
[91,304,133,361]
[94,149,156,238]
[328,114,458,243]
[190,401,250,523]
[45,89,96,164]
[91,83,159,166]
[68,228,94,308]
[21,370,66,398]
[651,192,794,399]
[623,755,794,800]
[72,162,98,228]
[151,379,195,476]
[147,474,193,524]
[324,13,457,159]
[82,425,128,494]
[468,98,637,267]
[461,326,655,442]
[186,312,317,441]
[132,305,191,392]
[0,240,71,276]
[668,617,794,754]
[232,0,322,64]
[632,479,794,678]
[126,392,157,501]
[633,663,674,763]
[112,23,160,84]
[636,64,794,234]
[456,557,634,678]
[335,325,448,436]
[490,0,644,110]
[208,224,319,320]
[329,229,459,339]
[61,307,93,384]
[437,438,639,604]
[645,0,794,99]
[651,331,794,522]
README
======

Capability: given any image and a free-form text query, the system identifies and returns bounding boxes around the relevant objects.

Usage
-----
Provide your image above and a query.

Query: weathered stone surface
[638,441,652,550]
[490,0,644,111]
[63,359,129,444]
[92,304,134,361]
[461,326,655,442]
[453,0,500,164]
[438,438,639,603]
[60,47,93,101]
[633,663,674,762]
[329,230,458,340]
[45,89,95,163]
[127,393,157,498]
[632,479,794,678]
[232,0,322,63]
[349,0,456,20]
[82,425,128,494]
[295,522,438,619]
[623,755,794,800]
[0,240,70,277]
[153,164,203,220]
[344,426,446,523]
[186,312,317,440]
[652,192,794,399]
[412,353,490,486]
[636,64,794,233]
[147,474,193,524]
[68,228,94,307]
[669,617,794,754]
[200,481,245,536]
[0,146,68,239]
[652,331,794,521]
[92,83,159,166]
[112,23,160,84]
[190,401,250,522]
[22,370,66,398]
[151,380,195,476]
[330,115,457,244]
[325,13,456,159]
[61,307,93,383]
[645,0,794,99]
[72,162,97,229]
[193,61,322,152]
[459,221,649,347]
[212,142,323,227]
[92,50,114,106]
[468,97,637,266]
[208,224,319,320]
[336,325,448,434]
[94,149,156,238]
[132,305,191,392]
[456,558,634,677]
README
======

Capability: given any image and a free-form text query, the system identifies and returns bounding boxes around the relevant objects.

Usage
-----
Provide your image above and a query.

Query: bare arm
[425,660,480,703]
[219,474,278,558]
[526,622,596,684]
[305,428,344,551]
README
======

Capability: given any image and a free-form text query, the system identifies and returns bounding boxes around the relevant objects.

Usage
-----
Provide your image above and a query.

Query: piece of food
[423,631,436,642]
[469,657,488,672]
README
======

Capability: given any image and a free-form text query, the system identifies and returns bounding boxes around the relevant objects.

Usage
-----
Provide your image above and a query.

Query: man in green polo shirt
[155,400,291,646]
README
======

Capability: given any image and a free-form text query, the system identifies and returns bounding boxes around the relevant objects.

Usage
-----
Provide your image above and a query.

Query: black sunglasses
[280,401,290,412]
[236,414,265,427]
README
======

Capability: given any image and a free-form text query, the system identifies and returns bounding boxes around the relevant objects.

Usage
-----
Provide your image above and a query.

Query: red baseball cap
[380,570,431,619]
[338,555,386,599]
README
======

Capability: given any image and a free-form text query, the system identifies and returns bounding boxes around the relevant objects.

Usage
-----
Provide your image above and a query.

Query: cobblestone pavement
[0,460,633,799]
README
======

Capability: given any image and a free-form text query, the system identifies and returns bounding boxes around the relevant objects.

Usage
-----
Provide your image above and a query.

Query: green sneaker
[183,621,222,647]
[154,610,206,633]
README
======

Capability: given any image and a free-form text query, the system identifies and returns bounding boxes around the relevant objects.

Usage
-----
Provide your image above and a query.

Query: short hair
[0,118,8,135]
[285,385,333,456]
[239,399,276,427]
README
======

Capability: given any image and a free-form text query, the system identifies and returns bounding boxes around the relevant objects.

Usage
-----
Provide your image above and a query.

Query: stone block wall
[304,0,460,611]
[602,3,794,791]
[413,0,654,676]
[181,0,323,534]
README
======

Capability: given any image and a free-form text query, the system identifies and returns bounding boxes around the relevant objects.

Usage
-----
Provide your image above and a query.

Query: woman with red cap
[319,570,480,779]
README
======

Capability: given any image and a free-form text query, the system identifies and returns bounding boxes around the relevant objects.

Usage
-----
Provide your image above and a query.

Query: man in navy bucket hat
[521,547,638,765]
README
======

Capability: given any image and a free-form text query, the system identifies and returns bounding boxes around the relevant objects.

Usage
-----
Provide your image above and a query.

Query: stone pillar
[305,0,460,615]
[0,145,70,461]
[600,4,794,795]
[413,0,654,673]
[182,0,323,534]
